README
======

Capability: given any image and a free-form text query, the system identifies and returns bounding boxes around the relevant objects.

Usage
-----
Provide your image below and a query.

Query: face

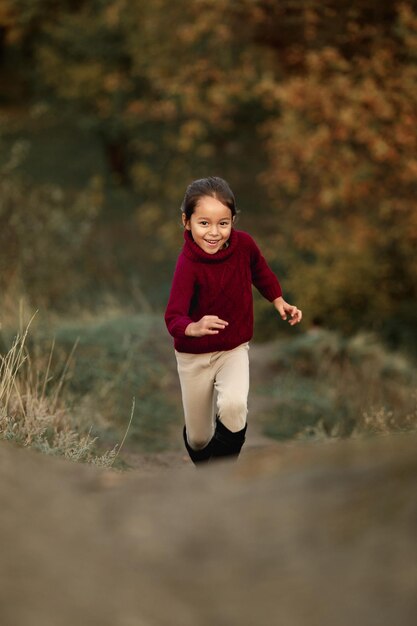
[183,195,234,255]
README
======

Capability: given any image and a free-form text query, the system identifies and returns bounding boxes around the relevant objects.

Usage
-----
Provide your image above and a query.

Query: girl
[165,176,302,466]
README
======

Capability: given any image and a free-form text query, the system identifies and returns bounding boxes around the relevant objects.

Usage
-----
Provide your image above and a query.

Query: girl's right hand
[185,316,229,337]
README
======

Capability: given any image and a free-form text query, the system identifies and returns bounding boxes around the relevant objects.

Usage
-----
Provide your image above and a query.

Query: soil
[1,432,416,626]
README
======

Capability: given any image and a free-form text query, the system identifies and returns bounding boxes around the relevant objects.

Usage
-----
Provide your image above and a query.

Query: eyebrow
[197,216,231,220]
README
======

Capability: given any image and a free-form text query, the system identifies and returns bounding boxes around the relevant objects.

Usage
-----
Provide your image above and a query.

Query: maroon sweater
[165,228,283,354]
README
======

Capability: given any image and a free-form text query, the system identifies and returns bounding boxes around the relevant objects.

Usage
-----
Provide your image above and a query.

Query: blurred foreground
[1,430,416,626]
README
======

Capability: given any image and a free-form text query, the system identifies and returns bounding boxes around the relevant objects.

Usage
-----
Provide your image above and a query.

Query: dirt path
[2,431,416,626]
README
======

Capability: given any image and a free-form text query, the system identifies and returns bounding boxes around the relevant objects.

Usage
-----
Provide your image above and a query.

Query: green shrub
[32,313,180,452]
[259,329,417,441]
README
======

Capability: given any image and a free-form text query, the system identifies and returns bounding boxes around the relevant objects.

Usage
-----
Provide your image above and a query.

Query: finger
[205,316,228,324]
[210,321,228,328]
[211,321,228,329]
[203,323,227,332]
[289,310,302,324]
[214,318,229,325]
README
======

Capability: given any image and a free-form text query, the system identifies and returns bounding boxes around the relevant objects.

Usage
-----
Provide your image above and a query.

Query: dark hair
[181,176,237,222]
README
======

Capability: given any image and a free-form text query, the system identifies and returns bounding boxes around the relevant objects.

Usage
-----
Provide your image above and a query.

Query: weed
[0,312,122,467]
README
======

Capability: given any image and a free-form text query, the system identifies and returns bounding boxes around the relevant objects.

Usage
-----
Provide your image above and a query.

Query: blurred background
[0,0,416,463]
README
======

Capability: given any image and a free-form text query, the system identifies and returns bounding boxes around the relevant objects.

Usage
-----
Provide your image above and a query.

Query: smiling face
[183,195,234,254]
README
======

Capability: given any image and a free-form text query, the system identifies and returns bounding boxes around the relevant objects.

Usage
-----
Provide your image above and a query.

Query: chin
[205,245,223,254]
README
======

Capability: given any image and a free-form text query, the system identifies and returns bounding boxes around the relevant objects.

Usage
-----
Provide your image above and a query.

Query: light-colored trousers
[175,342,250,450]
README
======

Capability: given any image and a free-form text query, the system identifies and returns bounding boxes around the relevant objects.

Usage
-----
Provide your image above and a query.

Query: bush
[0,137,101,314]
[259,329,417,441]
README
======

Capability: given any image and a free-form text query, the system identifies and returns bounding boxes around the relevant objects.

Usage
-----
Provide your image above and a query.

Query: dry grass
[0,311,128,467]
[258,329,417,442]
[297,403,417,442]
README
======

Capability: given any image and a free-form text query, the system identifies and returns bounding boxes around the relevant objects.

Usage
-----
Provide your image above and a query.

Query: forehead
[194,195,232,218]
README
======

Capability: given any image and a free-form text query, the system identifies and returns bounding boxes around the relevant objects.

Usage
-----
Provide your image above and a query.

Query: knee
[187,432,213,451]
[217,396,247,432]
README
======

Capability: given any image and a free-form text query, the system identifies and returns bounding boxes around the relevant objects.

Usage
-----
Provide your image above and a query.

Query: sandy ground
[1,430,416,626]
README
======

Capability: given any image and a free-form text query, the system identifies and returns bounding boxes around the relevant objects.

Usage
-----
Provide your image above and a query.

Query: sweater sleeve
[246,233,283,302]
[164,254,196,338]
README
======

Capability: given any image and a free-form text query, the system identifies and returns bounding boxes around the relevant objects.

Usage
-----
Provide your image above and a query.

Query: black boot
[210,416,247,461]
[183,426,213,465]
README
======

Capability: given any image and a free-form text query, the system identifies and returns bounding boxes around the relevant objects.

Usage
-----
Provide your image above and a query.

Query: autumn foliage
[0,0,416,343]
[258,4,417,333]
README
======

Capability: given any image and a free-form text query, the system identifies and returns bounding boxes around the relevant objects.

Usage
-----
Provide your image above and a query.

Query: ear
[182,213,191,230]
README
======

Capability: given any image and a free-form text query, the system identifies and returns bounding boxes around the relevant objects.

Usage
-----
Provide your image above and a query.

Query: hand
[185,315,229,337]
[273,296,302,326]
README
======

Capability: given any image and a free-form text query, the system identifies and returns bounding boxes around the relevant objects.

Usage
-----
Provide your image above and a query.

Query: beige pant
[175,342,250,450]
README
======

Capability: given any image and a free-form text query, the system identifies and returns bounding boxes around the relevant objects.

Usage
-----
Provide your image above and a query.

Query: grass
[1,302,182,464]
[2,304,415,465]
[36,313,181,452]
[257,329,417,442]
[0,311,126,467]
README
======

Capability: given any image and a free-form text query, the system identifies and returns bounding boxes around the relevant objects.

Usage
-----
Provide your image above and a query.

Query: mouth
[205,239,221,247]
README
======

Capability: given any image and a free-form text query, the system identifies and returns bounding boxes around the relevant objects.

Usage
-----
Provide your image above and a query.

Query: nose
[209,224,219,236]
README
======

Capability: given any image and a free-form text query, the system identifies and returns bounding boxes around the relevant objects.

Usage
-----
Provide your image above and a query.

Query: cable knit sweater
[164,228,283,354]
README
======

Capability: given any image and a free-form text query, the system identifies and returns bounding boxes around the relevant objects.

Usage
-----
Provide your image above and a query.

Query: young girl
[165,176,302,466]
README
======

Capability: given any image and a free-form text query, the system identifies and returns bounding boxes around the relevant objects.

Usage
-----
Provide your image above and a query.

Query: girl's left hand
[273,296,302,326]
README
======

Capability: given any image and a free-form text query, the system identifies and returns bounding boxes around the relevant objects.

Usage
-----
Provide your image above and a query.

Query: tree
[255,2,417,339]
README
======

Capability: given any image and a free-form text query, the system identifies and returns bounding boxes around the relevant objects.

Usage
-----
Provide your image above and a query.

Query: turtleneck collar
[182,228,238,263]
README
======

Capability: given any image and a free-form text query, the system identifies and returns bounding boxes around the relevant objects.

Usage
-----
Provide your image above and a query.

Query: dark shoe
[183,426,213,465]
[210,416,247,461]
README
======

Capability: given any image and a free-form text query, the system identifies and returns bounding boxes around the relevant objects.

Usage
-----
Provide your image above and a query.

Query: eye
[199,221,208,226]
[220,222,230,226]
